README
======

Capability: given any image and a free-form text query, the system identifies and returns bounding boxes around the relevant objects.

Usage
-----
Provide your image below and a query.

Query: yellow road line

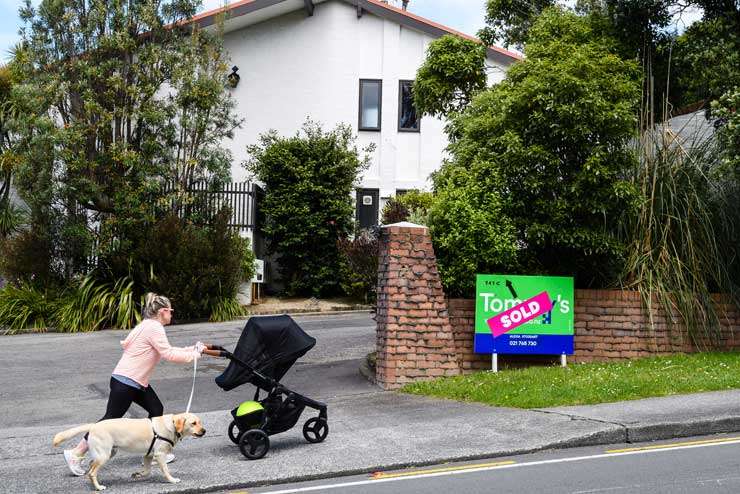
[607,436,740,453]
[371,460,516,480]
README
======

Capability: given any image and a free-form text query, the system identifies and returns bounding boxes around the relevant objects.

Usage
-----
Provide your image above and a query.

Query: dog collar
[146,419,177,457]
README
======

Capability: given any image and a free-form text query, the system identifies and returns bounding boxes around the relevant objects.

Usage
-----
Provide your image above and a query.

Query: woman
[63,293,215,475]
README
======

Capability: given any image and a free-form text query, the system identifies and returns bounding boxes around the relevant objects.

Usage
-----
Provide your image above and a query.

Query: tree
[479,0,555,48]
[412,35,487,119]
[429,8,641,295]
[712,87,740,181]
[0,65,25,238]
[9,0,240,281]
[245,121,373,297]
[674,16,740,110]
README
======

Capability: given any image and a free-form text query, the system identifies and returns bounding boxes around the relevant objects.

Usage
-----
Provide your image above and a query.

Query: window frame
[358,79,383,132]
[397,80,420,133]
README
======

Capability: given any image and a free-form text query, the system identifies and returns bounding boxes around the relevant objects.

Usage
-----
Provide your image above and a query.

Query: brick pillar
[375,222,461,390]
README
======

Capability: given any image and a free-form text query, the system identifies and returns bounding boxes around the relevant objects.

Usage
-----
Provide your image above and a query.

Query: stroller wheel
[239,429,270,460]
[228,420,243,445]
[302,417,329,443]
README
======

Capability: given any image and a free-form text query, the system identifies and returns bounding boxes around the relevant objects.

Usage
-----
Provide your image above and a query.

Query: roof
[666,110,716,148]
[189,0,521,65]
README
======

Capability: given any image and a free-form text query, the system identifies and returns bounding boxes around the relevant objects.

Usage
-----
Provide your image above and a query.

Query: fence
[85,181,261,269]
[166,181,259,230]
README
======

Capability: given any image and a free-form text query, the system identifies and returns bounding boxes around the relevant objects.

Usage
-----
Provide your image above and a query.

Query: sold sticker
[486,291,553,338]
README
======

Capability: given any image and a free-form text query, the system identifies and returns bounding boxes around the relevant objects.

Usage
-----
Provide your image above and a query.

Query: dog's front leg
[154,453,180,484]
[132,456,153,479]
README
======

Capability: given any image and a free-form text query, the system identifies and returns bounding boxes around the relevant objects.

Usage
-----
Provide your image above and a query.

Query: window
[398,80,420,132]
[359,79,382,131]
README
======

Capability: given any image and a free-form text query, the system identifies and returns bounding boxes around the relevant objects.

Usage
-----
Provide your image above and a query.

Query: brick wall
[374,224,740,385]
[447,291,740,368]
[375,223,461,390]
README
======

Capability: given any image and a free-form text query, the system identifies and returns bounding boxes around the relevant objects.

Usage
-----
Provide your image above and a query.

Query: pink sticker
[486,291,553,338]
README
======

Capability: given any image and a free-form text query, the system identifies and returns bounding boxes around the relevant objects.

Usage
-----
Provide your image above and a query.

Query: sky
[0,0,489,60]
[0,0,702,61]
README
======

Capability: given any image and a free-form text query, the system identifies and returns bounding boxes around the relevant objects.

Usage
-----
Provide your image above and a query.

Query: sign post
[474,274,574,368]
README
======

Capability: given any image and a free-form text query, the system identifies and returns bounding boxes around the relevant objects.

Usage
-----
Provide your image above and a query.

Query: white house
[192,0,520,228]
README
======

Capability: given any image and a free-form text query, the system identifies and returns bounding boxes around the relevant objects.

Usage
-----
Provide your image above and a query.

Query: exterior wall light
[227,66,240,88]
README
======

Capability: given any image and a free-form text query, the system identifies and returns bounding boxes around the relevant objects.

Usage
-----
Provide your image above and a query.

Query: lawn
[401,352,740,409]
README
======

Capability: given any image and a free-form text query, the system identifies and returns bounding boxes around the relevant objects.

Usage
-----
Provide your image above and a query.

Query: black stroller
[212,315,328,460]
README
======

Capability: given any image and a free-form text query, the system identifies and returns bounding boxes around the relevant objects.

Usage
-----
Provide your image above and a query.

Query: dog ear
[174,416,186,435]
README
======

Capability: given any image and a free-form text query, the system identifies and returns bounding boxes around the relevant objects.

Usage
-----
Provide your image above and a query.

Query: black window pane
[399,81,419,131]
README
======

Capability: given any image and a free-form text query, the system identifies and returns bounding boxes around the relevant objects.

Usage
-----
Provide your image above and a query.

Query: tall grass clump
[0,274,140,334]
[0,282,52,332]
[619,89,740,347]
[54,275,140,332]
[209,296,246,322]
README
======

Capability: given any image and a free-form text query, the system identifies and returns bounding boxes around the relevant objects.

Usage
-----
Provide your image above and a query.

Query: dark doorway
[356,188,379,230]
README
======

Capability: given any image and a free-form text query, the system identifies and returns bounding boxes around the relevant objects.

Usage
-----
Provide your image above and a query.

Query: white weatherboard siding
[222,0,506,198]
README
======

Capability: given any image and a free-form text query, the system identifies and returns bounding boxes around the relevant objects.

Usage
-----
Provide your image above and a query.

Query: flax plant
[53,275,140,332]
[209,297,246,322]
[619,85,740,348]
[0,282,51,332]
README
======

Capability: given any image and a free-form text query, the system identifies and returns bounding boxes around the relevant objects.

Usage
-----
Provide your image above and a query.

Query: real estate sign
[474,274,574,355]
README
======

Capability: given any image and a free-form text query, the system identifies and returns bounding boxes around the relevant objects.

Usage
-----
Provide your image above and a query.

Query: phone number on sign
[509,340,538,346]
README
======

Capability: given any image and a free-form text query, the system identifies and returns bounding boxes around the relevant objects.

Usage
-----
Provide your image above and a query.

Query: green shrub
[427,8,640,294]
[0,227,57,286]
[0,282,54,333]
[712,87,740,181]
[209,296,246,322]
[123,209,245,320]
[337,230,379,303]
[54,275,139,332]
[428,165,519,297]
[0,274,140,333]
[380,197,409,225]
[239,236,257,282]
[397,190,434,226]
[245,121,372,297]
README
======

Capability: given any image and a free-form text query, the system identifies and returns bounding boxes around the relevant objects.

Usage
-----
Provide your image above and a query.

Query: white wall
[223,0,507,198]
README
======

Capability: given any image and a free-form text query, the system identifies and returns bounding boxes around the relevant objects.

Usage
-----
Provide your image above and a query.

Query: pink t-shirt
[112,319,198,387]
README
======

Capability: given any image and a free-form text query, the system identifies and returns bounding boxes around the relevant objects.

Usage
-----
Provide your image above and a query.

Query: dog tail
[53,424,94,447]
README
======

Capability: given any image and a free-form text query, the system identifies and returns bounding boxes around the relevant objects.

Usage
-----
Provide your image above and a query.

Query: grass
[401,353,740,409]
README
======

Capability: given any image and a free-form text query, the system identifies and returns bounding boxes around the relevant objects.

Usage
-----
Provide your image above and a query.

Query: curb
[149,417,740,494]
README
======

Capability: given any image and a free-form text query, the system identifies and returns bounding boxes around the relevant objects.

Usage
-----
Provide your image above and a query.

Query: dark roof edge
[191,0,285,29]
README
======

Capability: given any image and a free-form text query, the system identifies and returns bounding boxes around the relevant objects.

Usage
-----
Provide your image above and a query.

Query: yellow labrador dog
[53,412,205,491]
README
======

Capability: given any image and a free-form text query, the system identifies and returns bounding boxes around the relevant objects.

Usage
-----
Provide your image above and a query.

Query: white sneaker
[63,449,86,476]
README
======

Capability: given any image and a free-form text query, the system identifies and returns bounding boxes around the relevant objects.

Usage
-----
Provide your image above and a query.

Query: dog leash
[185,354,198,414]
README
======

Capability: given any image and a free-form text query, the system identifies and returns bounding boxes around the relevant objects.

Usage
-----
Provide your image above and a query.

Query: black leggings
[85,377,164,440]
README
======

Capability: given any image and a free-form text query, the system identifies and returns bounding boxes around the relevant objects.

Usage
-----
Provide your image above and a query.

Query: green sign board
[474,274,574,355]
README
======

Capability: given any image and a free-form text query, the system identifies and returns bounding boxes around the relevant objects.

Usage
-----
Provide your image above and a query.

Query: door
[356,188,379,230]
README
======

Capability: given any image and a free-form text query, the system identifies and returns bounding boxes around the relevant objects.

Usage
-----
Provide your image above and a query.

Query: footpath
[3,304,740,493]
[5,388,740,493]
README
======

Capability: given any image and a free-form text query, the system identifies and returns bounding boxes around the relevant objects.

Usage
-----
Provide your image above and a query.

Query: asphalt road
[245,434,740,494]
[0,312,377,428]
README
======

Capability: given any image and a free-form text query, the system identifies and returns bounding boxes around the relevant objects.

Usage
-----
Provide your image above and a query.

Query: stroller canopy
[215,315,316,391]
